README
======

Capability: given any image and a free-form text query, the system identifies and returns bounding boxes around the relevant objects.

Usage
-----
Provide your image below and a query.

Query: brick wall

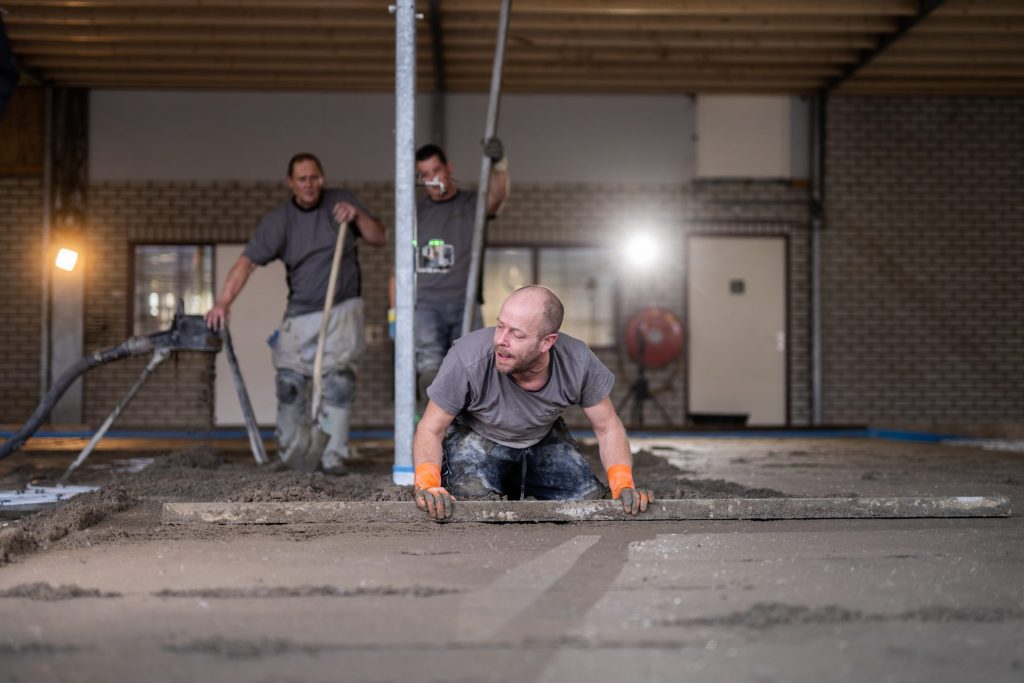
[0,178,44,422]
[823,96,1024,430]
[45,178,808,431]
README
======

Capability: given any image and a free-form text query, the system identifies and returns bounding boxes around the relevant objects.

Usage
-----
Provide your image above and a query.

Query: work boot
[274,370,323,472]
[319,403,352,476]
[276,408,323,473]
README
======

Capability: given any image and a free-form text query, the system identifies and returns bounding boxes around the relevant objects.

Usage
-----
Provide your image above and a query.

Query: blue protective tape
[0,427,970,443]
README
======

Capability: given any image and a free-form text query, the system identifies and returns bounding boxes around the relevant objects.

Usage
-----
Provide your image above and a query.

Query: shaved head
[508,285,564,338]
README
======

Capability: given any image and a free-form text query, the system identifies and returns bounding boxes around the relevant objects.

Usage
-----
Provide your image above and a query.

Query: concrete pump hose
[0,337,153,460]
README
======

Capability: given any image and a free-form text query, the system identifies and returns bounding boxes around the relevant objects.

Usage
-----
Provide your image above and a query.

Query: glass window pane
[538,247,616,347]
[133,245,214,336]
[482,248,533,328]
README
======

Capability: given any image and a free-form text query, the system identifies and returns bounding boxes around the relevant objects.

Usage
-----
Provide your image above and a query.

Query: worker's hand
[415,486,455,520]
[617,487,654,516]
[331,202,360,226]
[482,136,504,162]
[204,304,229,331]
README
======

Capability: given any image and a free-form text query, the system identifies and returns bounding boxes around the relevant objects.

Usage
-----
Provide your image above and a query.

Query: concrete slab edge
[161,496,1011,525]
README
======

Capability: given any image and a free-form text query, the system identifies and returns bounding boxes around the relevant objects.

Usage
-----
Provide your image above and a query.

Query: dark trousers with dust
[442,418,606,501]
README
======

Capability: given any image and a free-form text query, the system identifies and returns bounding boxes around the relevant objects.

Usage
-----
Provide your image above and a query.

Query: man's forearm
[486,168,509,215]
[412,428,444,467]
[356,212,388,246]
[216,256,256,309]
[595,422,632,473]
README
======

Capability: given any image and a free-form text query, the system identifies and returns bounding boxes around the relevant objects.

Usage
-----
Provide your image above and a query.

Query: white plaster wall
[90,90,696,183]
[90,90,806,183]
[442,93,695,184]
[89,90,429,182]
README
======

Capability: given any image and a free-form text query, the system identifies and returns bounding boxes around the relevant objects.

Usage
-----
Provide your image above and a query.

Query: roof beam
[825,0,947,91]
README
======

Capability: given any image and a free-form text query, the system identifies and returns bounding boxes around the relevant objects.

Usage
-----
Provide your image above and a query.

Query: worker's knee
[322,369,356,407]
[275,369,307,405]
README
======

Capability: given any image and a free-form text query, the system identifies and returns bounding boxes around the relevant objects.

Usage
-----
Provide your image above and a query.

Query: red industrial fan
[617,307,684,427]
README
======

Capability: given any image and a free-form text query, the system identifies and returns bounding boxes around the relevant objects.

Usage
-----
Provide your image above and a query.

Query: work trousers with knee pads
[441,417,606,501]
[270,298,364,470]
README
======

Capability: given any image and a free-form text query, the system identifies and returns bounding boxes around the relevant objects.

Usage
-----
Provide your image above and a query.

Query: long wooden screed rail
[162,496,1011,525]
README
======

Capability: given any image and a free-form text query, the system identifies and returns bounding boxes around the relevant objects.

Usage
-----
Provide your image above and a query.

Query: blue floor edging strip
[0,427,973,443]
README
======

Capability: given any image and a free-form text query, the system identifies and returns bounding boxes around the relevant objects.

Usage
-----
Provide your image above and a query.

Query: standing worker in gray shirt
[412,139,510,411]
[205,153,388,474]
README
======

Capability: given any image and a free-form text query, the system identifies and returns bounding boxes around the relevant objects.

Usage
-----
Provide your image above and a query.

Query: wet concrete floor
[0,436,1021,683]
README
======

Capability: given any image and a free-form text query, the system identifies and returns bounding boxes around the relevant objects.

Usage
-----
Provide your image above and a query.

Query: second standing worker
[412,138,510,410]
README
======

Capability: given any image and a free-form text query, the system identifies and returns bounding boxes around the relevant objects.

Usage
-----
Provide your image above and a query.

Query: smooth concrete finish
[162,496,1012,525]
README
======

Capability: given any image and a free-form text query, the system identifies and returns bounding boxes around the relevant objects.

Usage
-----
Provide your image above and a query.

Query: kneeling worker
[413,285,653,519]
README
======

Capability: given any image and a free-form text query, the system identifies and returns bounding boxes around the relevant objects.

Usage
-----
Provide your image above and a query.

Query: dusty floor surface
[0,436,1021,682]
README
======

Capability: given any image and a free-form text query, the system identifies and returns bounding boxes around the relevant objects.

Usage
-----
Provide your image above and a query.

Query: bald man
[412,286,653,519]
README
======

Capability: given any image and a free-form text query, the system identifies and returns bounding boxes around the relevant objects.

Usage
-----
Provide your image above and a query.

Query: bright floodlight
[624,233,659,269]
[55,248,79,272]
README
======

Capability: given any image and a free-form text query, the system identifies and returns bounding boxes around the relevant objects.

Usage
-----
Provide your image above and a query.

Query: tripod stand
[616,325,674,428]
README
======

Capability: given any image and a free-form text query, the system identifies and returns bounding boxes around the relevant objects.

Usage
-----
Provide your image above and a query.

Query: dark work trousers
[441,417,606,501]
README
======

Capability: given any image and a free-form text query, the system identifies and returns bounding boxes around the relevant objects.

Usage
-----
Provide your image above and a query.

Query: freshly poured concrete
[0,436,1021,682]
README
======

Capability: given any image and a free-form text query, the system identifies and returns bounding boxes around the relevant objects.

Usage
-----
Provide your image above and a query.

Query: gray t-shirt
[416,190,479,305]
[427,327,615,448]
[244,189,376,318]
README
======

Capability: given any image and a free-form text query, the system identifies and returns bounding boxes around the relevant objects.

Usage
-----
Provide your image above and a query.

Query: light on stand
[55,247,79,272]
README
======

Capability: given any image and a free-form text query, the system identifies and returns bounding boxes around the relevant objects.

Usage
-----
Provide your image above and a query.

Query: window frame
[483,241,620,350]
[127,240,217,337]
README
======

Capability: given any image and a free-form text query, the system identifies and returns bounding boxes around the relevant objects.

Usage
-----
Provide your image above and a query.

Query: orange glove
[607,464,653,515]
[414,463,454,520]
[607,464,635,499]
[414,462,442,490]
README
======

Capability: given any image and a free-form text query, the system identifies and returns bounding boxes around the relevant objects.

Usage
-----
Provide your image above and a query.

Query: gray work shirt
[427,327,615,449]
[244,189,376,319]
[416,190,478,305]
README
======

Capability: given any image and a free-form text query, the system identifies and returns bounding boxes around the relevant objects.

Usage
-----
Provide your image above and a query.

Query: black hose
[0,337,153,460]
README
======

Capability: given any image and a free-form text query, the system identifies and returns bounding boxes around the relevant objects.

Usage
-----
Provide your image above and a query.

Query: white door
[214,245,287,426]
[687,236,786,425]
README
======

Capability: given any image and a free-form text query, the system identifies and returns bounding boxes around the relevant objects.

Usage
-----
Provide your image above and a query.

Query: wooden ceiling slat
[11,40,861,66]
[913,16,1024,33]
[25,57,429,75]
[879,50,1024,65]
[934,0,1024,17]
[451,14,898,33]
[1,0,915,16]
[862,65,1024,77]
[443,0,917,17]
[474,32,880,50]
[5,8,902,34]
[838,80,1024,93]
[8,25,401,42]
[891,34,1024,49]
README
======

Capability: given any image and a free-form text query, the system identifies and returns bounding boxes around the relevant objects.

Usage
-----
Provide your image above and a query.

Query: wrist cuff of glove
[607,464,635,499]
[414,462,442,490]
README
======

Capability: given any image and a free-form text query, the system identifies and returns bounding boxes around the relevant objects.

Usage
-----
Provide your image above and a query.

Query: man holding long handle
[411,140,510,411]
[206,153,387,473]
